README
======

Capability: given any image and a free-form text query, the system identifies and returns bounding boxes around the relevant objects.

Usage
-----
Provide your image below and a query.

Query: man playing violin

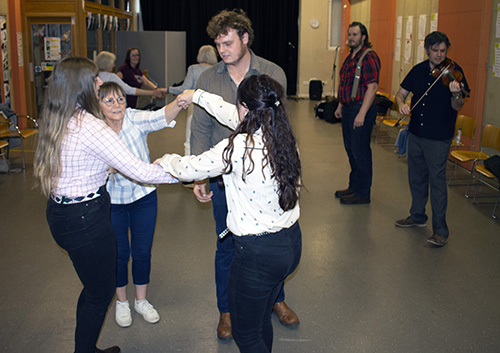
[394,31,469,247]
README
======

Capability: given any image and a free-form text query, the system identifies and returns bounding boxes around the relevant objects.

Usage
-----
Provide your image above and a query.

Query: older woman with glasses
[98,81,183,328]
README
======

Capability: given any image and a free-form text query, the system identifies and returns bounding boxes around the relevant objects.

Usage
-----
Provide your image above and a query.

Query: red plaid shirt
[338,45,380,105]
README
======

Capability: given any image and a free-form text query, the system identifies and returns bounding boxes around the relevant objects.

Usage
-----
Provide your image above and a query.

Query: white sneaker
[115,300,132,327]
[134,299,160,324]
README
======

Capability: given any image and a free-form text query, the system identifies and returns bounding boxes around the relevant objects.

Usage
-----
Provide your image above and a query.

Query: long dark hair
[34,57,101,196]
[124,47,140,69]
[222,75,301,211]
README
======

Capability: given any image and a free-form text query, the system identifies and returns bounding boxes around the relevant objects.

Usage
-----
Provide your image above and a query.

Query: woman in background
[34,57,177,353]
[98,82,181,328]
[168,45,218,156]
[96,51,167,106]
[159,75,302,353]
[117,47,159,108]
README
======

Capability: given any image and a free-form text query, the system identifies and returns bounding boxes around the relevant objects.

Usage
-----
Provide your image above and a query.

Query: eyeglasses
[130,54,140,57]
[102,97,126,107]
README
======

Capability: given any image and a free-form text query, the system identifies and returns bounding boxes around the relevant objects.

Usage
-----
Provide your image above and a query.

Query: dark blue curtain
[140,0,299,96]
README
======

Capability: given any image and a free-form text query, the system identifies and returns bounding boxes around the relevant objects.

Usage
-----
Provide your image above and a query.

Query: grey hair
[95,51,116,71]
[197,45,218,65]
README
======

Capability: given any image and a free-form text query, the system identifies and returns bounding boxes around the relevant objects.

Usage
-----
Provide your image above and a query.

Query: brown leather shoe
[96,346,120,353]
[217,312,233,341]
[273,301,299,327]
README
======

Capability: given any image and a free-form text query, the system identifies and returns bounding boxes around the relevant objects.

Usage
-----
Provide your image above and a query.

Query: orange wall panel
[439,0,484,14]
[370,0,397,94]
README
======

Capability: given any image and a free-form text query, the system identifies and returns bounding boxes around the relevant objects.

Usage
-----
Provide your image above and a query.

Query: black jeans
[210,178,286,313]
[46,187,116,353]
[229,222,302,353]
[341,103,377,199]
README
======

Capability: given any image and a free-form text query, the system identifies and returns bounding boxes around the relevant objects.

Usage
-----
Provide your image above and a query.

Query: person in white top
[34,57,179,353]
[158,75,302,353]
[168,45,218,156]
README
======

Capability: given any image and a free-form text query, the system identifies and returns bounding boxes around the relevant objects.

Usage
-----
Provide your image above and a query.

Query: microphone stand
[331,46,339,100]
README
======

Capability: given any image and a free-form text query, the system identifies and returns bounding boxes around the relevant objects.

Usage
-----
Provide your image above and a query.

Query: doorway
[27,17,74,117]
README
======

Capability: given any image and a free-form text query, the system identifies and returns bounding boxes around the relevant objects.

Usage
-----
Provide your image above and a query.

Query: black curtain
[140,0,299,96]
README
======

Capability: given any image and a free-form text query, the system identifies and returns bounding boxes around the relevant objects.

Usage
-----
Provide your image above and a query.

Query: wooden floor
[1,99,499,353]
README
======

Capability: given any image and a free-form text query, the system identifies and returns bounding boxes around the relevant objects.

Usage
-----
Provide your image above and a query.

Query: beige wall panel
[391,0,438,97]
[0,0,7,14]
[482,1,500,128]
[297,0,337,98]
[351,0,371,28]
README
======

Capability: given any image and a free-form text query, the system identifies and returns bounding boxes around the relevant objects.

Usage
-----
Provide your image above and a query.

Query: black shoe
[427,234,448,247]
[96,346,120,353]
[335,188,354,198]
[395,216,427,228]
[340,194,370,204]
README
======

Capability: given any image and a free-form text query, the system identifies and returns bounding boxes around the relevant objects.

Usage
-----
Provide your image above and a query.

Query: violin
[431,58,470,97]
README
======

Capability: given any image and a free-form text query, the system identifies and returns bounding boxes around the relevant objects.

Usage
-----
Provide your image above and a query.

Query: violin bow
[394,61,453,128]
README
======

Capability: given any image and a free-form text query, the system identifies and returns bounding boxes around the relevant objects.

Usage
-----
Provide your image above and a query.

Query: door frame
[25,16,76,117]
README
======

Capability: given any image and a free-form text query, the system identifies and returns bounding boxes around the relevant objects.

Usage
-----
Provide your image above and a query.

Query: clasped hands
[152,88,169,98]
[175,89,196,109]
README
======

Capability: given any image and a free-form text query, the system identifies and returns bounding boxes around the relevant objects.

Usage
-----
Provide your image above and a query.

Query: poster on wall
[395,39,401,62]
[418,15,427,40]
[404,40,412,64]
[44,37,61,61]
[405,16,413,40]
[494,43,500,77]
[417,40,425,63]
[496,3,500,38]
[396,16,402,39]
[0,15,9,103]
[430,13,438,33]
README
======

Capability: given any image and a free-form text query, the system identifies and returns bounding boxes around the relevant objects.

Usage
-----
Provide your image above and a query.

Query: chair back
[481,124,500,151]
[0,110,11,135]
[455,115,475,140]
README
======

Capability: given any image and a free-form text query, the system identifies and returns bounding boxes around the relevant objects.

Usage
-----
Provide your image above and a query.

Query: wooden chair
[0,110,38,169]
[0,139,9,173]
[447,115,476,185]
[449,124,500,198]
[375,95,407,144]
[472,157,500,219]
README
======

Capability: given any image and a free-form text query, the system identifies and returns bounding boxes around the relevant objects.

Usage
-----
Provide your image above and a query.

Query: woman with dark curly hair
[158,74,302,353]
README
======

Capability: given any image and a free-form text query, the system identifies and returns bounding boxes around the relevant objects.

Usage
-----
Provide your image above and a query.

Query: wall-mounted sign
[44,37,61,61]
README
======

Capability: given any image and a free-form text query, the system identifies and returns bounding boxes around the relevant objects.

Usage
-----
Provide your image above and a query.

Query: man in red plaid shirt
[334,21,381,205]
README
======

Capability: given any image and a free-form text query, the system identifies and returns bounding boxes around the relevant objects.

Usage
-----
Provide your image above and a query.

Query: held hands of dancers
[176,89,196,109]
[153,88,168,98]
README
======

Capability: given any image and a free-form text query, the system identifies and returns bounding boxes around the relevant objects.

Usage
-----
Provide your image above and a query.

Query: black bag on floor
[314,97,340,123]
[484,155,500,179]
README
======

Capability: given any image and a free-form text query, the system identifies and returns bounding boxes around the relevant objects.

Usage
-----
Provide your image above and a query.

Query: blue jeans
[46,186,116,353]
[341,103,377,199]
[210,178,285,313]
[229,222,302,353]
[407,133,452,236]
[110,190,158,287]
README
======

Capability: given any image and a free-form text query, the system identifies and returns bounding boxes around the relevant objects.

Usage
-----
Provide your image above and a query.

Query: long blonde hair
[34,57,101,196]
